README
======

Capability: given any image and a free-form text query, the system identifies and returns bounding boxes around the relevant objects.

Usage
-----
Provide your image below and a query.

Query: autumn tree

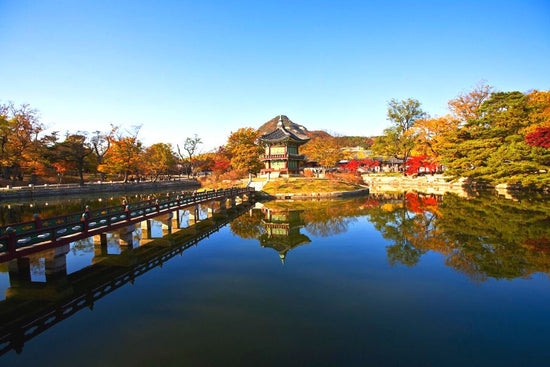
[0,103,45,180]
[301,137,342,167]
[405,155,438,175]
[440,91,550,187]
[412,115,459,158]
[226,128,263,174]
[525,127,550,149]
[372,98,426,170]
[50,133,93,185]
[177,134,202,177]
[143,143,178,180]
[90,126,116,180]
[98,126,144,182]
[448,81,493,123]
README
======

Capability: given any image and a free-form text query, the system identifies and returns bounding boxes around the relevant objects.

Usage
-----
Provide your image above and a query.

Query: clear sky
[1,0,549,150]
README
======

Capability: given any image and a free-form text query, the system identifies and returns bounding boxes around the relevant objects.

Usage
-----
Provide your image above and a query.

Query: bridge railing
[0,187,253,256]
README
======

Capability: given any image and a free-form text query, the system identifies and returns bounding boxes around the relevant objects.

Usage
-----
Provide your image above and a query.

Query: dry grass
[262,177,363,194]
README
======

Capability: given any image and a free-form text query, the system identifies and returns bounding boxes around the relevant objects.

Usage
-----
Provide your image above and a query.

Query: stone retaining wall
[362,174,471,196]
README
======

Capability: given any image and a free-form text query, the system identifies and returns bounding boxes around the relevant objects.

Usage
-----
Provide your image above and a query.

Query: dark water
[1,192,550,366]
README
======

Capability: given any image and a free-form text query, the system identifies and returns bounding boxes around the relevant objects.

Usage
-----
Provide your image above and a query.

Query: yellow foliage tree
[412,115,459,158]
[301,137,343,167]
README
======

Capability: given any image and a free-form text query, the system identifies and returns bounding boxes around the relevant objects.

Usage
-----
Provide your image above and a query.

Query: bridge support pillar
[94,233,108,258]
[94,241,108,257]
[189,205,200,224]
[8,257,32,286]
[172,210,180,230]
[45,244,70,282]
[207,202,216,218]
[140,220,152,239]
[217,198,226,210]
[162,220,172,236]
[119,225,136,248]
[93,233,108,246]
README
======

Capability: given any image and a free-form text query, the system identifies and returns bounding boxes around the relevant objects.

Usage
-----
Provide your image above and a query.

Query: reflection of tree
[304,216,356,237]
[230,198,387,261]
[368,192,550,280]
[437,194,550,280]
[290,199,365,237]
[367,200,427,267]
[228,193,550,281]
[229,209,265,239]
[71,238,94,254]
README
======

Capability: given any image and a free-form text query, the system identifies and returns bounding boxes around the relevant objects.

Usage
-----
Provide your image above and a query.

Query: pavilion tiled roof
[259,116,310,143]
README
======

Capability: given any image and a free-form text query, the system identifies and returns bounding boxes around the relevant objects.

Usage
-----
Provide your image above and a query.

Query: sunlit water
[1,192,549,366]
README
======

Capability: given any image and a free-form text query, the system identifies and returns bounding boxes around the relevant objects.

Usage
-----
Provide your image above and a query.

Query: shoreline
[259,187,370,200]
[0,179,201,201]
[361,174,549,196]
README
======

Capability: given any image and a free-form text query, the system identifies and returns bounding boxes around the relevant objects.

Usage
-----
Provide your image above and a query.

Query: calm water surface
[1,192,549,366]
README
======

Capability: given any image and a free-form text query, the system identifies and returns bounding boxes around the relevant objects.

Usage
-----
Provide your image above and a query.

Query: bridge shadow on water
[0,201,253,356]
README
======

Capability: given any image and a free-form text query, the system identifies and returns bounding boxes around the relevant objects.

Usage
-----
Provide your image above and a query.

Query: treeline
[0,102,267,185]
[4,82,548,188]
[371,83,550,188]
[0,102,208,185]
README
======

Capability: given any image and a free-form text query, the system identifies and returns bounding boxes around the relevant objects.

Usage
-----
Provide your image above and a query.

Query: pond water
[0,192,549,366]
[0,187,196,226]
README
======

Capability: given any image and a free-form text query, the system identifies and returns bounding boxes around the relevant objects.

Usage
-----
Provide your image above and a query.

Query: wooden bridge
[0,187,254,262]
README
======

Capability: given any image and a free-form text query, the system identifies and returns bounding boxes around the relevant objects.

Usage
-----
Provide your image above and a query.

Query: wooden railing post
[81,212,89,233]
[6,227,17,254]
[33,213,42,230]
[125,205,131,221]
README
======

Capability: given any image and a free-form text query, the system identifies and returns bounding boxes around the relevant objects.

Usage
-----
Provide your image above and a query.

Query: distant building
[341,146,371,160]
[259,115,310,175]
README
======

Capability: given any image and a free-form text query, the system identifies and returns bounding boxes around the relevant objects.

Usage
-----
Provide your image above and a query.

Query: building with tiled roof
[259,115,310,175]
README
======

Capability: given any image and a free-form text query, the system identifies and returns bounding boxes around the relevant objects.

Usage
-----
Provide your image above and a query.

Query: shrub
[326,172,363,185]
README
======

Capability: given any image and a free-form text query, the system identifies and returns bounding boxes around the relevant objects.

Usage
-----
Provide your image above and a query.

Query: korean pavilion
[259,115,310,175]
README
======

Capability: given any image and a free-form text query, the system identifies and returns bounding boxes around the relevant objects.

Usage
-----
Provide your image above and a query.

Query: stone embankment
[0,179,200,200]
[362,174,470,196]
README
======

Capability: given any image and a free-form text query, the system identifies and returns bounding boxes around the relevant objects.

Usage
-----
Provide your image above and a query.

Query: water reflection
[0,203,251,356]
[259,208,311,263]
[231,193,550,281]
[0,188,196,226]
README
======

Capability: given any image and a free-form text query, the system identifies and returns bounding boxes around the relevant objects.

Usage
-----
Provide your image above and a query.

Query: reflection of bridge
[0,201,253,356]
[0,187,254,262]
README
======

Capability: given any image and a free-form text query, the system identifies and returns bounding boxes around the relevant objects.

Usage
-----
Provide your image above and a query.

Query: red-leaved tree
[405,156,438,175]
[525,127,550,148]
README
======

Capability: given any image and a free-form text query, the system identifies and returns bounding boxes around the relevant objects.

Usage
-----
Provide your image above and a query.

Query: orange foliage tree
[143,143,178,180]
[99,135,143,182]
[413,115,459,158]
[301,137,343,167]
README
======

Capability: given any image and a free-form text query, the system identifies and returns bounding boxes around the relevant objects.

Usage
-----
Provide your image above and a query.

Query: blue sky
[1,0,549,150]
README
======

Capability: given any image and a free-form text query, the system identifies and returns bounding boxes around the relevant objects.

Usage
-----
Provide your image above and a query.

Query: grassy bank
[262,178,363,195]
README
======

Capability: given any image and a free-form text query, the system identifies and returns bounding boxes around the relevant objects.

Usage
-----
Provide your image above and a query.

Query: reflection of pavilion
[259,208,311,264]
